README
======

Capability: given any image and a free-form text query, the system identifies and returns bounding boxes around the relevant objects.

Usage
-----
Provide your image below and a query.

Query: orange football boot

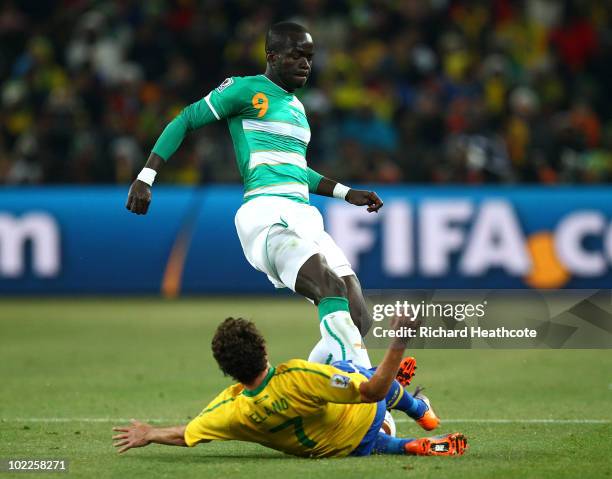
[404,432,468,456]
[413,387,440,431]
[396,356,417,387]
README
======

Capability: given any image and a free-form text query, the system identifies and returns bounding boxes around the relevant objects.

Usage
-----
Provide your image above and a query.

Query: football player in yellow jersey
[113,316,467,458]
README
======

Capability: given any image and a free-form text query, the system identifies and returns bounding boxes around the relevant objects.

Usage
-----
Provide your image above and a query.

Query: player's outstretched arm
[358,316,418,403]
[125,153,164,215]
[307,168,383,213]
[126,91,223,215]
[345,187,383,213]
[112,419,187,453]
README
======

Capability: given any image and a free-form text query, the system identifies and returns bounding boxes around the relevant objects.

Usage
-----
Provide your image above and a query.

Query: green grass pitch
[1,297,611,478]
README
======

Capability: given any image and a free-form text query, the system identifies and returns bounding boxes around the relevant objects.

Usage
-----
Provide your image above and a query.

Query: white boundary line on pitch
[1,418,610,424]
[395,418,610,424]
[1,418,178,423]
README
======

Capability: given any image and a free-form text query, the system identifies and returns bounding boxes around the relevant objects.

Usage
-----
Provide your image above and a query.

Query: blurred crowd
[1,0,612,185]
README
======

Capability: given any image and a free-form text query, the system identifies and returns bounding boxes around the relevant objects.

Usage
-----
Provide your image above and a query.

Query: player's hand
[389,314,421,347]
[345,189,383,213]
[389,313,420,332]
[126,180,152,215]
[112,419,152,454]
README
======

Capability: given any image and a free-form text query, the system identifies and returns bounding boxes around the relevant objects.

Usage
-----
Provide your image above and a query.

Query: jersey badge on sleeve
[216,78,234,93]
[330,374,351,389]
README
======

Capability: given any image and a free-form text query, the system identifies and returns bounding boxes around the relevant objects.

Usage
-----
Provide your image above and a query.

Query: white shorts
[235,196,354,291]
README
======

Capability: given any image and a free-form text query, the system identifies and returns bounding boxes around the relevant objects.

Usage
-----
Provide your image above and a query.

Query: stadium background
[1,2,612,478]
[2,0,612,293]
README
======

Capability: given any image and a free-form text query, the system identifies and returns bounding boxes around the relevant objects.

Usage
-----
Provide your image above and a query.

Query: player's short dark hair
[265,21,308,53]
[211,317,268,384]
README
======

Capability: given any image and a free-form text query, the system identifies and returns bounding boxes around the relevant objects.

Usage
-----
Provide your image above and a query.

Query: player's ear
[266,50,277,66]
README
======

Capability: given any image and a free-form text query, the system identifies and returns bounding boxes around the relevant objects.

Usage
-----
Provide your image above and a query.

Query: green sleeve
[206,77,247,119]
[306,167,323,193]
[151,97,218,161]
[152,77,246,161]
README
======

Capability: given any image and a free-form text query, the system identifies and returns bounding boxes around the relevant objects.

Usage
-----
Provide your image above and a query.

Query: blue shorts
[332,360,375,379]
[332,360,386,457]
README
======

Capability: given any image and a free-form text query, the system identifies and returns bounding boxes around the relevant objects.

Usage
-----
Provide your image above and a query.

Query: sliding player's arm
[358,318,414,402]
[112,420,188,454]
[113,388,236,453]
[126,77,244,215]
[306,168,383,213]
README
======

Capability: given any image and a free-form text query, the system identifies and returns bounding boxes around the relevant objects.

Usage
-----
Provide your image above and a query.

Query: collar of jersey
[259,74,290,94]
[242,366,276,397]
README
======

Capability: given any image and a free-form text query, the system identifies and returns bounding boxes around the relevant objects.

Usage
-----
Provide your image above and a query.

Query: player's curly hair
[211,317,268,384]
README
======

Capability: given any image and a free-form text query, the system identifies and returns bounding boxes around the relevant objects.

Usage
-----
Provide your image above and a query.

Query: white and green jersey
[152,74,322,203]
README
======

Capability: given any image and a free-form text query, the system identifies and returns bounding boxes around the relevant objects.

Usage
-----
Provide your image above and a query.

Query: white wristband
[332,183,351,200]
[137,167,157,186]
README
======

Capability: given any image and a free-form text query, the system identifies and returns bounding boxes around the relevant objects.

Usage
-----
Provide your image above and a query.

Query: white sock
[319,310,372,368]
[308,338,334,364]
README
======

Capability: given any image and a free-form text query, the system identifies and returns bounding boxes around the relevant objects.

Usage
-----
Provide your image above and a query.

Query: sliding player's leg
[372,432,468,456]
[369,357,440,431]
[347,393,464,457]
[334,359,439,432]
[386,382,440,431]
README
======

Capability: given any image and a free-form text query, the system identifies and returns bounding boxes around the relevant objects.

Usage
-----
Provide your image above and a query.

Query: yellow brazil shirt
[184,359,377,458]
